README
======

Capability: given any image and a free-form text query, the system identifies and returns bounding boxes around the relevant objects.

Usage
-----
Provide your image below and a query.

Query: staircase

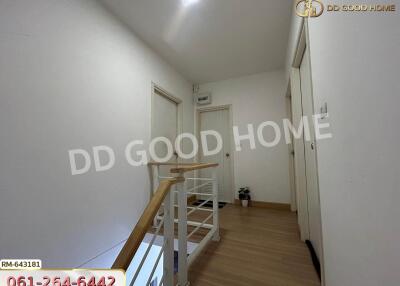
[112,162,220,286]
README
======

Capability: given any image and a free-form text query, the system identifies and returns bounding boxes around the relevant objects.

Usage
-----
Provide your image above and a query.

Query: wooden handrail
[148,162,219,173]
[170,163,218,173]
[112,177,184,270]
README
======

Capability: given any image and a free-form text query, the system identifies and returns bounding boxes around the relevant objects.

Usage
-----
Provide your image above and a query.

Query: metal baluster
[177,173,188,285]
[212,167,220,242]
[163,188,174,286]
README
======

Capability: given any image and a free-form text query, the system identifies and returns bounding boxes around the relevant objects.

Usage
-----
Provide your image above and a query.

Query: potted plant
[238,187,251,207]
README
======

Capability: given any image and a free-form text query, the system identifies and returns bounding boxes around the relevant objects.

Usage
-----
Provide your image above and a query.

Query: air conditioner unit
[195,92,212,105]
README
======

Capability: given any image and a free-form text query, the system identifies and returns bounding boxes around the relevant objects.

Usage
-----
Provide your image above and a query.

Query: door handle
[226,153,230,158]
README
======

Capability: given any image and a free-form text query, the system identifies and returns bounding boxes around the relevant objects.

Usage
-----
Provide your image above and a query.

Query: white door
[198,108,232,203]
[152,89,178,175]
[290,68,310,242]
[299,47,323,260]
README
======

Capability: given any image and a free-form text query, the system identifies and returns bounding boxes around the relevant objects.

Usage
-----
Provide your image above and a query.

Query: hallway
[189,205,320,286]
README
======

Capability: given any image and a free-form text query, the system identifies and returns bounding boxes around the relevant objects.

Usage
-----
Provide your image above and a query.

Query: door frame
[196,105,235,203]
[289,20,325,285]
[150,82,183,159]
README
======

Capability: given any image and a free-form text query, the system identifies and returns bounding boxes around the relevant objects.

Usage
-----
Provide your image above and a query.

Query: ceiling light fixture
[181,0,200,7]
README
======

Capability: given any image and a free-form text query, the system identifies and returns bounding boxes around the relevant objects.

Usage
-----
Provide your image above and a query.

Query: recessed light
[182,0,200,7]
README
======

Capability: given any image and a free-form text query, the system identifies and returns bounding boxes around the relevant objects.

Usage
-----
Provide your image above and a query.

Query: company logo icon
[296,0,324,17]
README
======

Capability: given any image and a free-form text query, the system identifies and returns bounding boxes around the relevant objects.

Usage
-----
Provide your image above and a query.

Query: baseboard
[234,199,291,211]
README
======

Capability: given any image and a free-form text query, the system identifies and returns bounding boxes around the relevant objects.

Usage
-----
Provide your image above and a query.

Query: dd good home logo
[296,0,324,18]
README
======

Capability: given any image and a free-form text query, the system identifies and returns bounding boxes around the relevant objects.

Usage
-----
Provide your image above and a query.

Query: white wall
[286,7,400,286]
[0,0,193,267]
[199,71,291,204]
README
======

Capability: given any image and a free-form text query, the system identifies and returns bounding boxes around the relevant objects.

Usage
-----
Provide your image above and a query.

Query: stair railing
[112,177,183,286]
[112,162,219,286]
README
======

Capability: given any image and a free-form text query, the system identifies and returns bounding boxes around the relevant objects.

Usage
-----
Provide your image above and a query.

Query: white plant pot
[241,200,249,207]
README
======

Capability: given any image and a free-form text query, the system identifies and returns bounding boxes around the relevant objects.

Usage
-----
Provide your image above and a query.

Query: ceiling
[100,0,293,83]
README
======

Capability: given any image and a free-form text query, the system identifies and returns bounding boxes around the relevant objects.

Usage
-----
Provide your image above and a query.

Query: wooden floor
[188,204,320,286]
